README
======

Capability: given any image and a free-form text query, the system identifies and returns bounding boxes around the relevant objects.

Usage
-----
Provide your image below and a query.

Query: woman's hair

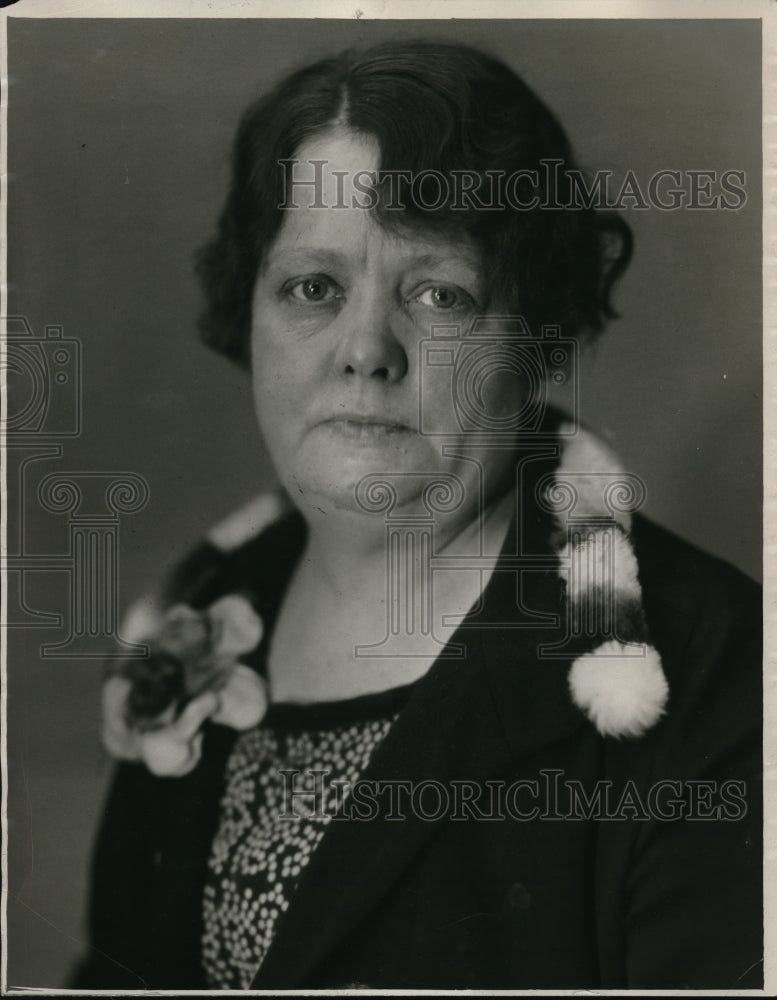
[197,40,633,367]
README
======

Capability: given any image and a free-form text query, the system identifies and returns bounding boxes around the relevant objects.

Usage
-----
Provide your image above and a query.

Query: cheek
[250,322,296,442]
[418,356,532,436]
[478,368,533,419]
[250,314,330,452]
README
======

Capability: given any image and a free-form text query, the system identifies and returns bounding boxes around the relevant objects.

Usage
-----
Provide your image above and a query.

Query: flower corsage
[102,594,268,777]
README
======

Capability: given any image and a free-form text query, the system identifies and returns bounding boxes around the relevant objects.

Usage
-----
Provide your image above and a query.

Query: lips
[316,412,416,439]
[317,411,414,431]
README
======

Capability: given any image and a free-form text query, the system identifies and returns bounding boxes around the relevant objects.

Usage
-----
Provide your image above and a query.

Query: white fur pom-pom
[568,640,668,738]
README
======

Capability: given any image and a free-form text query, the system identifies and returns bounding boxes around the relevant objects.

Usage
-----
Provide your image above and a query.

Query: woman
[75,40,762,990]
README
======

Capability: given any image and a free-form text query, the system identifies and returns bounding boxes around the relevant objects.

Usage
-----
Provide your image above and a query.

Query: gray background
[6,17,762,988]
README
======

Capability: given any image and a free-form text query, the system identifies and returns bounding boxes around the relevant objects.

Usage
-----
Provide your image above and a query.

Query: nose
[333,293,408,383]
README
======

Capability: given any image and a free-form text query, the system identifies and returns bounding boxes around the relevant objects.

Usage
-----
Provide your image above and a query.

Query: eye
[285,275,342,304]
[412,285,473,311]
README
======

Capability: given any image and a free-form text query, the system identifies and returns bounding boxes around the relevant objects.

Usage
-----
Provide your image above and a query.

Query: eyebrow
[263,248,349,271]
[265,247,482,274]
[409,251,481,274]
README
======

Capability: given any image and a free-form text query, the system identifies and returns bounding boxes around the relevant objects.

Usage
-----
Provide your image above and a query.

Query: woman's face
[250,127,530,521]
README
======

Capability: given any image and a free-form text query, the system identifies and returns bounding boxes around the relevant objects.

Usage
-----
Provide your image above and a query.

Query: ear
[596,211,634,312]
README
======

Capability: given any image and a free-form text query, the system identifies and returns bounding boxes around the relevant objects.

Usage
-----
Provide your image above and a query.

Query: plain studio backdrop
[5,17,762,988]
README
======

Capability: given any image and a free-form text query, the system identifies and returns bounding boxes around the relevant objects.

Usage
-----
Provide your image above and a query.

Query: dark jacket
[73,509,763,990]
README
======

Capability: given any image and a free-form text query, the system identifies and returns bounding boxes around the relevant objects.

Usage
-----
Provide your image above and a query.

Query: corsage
[102,594,268,777]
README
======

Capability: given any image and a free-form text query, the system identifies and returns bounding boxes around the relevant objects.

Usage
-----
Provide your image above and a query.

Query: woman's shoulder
[630,513,761,749]
[120,492,305,643]
[168,493,302,601]
[631,512,760,640]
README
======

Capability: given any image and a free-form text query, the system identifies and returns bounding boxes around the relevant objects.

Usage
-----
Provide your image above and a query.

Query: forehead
[267,126,482,274]
[294,127,379,201]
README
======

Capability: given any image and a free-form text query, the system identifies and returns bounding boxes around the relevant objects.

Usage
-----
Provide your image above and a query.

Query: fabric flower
[103,595,267,776]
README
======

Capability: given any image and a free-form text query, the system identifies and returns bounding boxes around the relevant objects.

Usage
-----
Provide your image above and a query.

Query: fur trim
[560,527,641,603]
[553,426,668,739]
[568,642,668,739]
[206,492,289,553]
[557,421,632,530]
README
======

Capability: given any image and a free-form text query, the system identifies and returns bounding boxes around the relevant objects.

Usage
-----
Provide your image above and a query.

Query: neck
[295,486,516,601]
[267,485,518,703]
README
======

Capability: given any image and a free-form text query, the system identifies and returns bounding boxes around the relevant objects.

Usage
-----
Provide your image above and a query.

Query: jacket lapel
[252,512,585,988]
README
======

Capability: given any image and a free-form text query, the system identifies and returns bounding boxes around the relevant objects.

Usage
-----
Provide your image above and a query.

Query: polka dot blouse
[202,684,415,990]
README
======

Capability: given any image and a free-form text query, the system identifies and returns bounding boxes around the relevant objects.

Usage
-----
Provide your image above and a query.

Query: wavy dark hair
[197,40,633,367]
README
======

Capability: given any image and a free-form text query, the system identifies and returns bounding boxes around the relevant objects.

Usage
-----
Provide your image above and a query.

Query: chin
[293,434,446,501]
[287,456,452,521]
[289,473,423,517]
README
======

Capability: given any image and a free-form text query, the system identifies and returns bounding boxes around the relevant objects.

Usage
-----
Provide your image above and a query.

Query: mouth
[316,414,416,439]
